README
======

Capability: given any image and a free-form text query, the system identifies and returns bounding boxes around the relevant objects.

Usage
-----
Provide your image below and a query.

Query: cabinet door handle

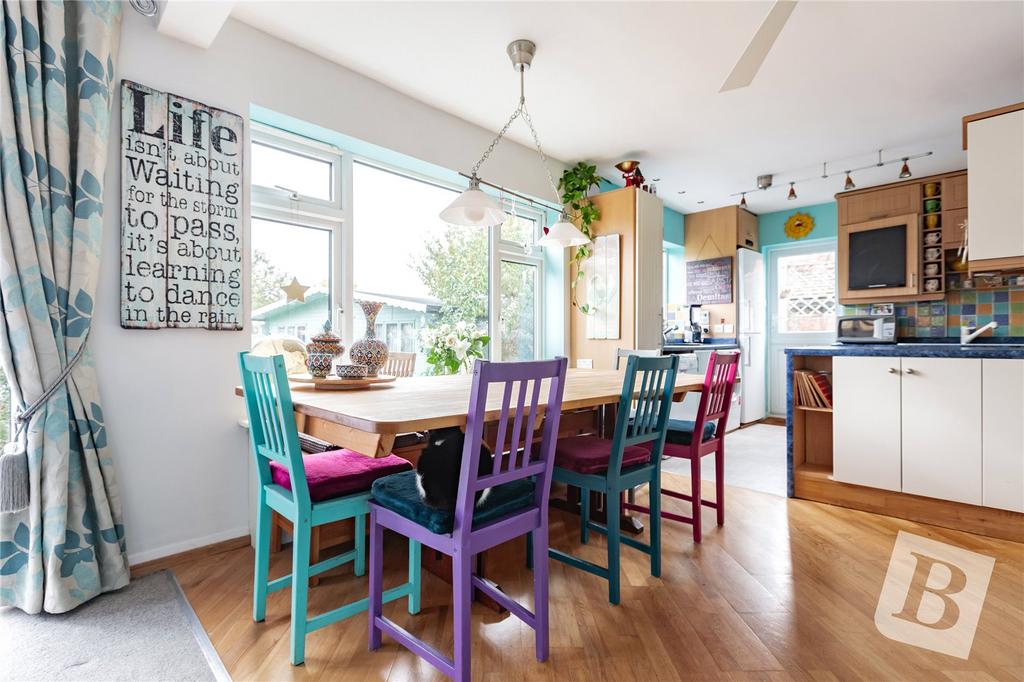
[904,368,916,375]
[888,367,898,374]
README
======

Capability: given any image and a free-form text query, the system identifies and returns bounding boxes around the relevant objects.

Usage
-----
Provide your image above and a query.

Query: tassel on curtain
[0,0,129,613]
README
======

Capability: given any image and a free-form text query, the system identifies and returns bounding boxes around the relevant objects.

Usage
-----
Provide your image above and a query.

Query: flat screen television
[848,225,907,290]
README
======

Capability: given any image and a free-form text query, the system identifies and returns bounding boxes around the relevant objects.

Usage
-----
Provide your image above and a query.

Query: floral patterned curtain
[0,0,127,613]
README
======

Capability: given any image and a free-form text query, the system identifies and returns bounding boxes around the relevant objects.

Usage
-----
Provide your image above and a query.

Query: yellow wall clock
[784,212,815,240]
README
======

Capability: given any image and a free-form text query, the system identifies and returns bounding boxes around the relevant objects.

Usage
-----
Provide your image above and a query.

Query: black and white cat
[415,427,493,511]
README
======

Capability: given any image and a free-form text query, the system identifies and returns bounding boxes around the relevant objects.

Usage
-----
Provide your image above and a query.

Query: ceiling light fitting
[788,182,797,200]
[739,192,747,208]
[439,39,588,249]
[730,150,932,201]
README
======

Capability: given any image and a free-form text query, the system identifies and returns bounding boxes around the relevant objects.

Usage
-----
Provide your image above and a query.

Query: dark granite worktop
[785,338,1024,360]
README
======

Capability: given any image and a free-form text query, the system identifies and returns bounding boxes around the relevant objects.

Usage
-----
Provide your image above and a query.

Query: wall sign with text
[686,256,733,305]
[120,80,243,330]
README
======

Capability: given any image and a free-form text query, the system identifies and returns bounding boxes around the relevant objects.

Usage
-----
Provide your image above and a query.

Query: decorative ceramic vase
[349,300,389,376]
[305,321,344,378]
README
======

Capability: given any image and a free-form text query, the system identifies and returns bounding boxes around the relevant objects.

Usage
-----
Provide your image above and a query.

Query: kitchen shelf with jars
[920,179,945,296]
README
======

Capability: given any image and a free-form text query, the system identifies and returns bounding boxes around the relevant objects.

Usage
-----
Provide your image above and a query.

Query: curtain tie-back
[1,329,92,513]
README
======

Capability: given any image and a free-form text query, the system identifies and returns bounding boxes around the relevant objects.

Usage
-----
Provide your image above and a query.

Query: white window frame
[251,123,343,212]
[251,129,547,361]
[250,125,346,336]
[491,203,546,361]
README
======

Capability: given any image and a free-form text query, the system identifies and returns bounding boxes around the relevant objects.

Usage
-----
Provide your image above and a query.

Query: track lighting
[788,182,796,200]
[844,172,855,191]
[740,193,747,208]
[899,158,912,179]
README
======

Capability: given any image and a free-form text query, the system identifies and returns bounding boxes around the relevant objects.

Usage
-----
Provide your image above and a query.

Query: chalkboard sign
[120,80,244,330]
[686,256,733,305]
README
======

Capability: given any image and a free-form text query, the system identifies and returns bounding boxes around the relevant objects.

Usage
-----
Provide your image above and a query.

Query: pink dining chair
[626,351,739,543]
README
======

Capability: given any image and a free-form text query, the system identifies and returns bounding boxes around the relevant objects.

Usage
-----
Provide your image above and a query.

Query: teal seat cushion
[371,470,535,535]
[664,419,717,446]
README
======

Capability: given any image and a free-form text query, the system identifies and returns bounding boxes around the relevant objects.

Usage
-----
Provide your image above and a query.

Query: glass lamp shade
[538,217,590,248]
[439,178,506,227]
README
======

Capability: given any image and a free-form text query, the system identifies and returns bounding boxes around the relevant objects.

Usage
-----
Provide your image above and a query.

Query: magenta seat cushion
[270,449,411,502]
[554,435,652,475]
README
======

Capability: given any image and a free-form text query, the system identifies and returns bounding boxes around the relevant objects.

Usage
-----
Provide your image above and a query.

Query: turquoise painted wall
[757,201,838,248]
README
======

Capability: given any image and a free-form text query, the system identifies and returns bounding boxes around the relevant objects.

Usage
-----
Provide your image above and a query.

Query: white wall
[98,12,567,564]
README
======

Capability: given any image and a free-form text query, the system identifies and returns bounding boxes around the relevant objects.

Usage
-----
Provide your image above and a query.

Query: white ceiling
[228,1,1024,214]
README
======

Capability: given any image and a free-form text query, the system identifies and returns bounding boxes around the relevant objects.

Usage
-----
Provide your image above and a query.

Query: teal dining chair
[238,352,421,665]
[547,354,678,604]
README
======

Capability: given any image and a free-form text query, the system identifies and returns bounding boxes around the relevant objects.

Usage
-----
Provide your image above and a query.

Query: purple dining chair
[367,357,569,681]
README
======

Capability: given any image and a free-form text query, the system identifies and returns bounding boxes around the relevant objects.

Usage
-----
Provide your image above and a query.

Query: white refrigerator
[737,247,767,423]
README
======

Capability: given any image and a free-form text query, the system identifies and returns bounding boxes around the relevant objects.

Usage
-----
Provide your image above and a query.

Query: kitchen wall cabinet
[833,356,903,491]
[900,358,982,505]
[683,205,758,339]
[838,185,918,225]
[982,359,1024,512]
[965,104,1024,269]
[944,172,968,210]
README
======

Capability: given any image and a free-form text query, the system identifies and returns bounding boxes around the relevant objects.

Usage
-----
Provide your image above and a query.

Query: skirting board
[128,526,250,567]
[131,534,250,578]
[794,466,1024,543]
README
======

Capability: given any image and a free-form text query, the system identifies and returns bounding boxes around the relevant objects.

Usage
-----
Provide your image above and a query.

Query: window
[775,250,837,333]
[250,126,343,347]
[352,161,490,372]
[249,124,545,371]
[250,125,342,209]
[495,209,543,361]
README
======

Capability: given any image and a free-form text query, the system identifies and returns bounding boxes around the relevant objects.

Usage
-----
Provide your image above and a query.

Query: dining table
[234,367,717,610]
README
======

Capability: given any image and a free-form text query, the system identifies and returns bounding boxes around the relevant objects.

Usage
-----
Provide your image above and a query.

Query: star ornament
[282,277,310,303]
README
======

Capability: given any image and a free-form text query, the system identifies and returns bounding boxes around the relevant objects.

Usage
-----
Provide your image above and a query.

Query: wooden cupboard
[832,356,902,491]
[837,214,921,302]
[682,206,758,338]
[900,358,982,505]
[569,187,663,369]
[838,184,918,225]
[966,105,1024,270]
[982,359,1024,512]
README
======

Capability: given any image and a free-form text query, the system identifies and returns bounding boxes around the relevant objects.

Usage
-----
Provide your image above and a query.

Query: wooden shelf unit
[921,181,945,296]
[791,355,834,477]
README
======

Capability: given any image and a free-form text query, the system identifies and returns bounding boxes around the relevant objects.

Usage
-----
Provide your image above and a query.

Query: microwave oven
[836,315,896,344]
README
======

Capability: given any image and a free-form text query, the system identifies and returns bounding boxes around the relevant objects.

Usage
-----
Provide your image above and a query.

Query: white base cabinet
[833,356,903,491]
[982,359,1024,512]
[900,358,982,505]
[832,355,1018,510]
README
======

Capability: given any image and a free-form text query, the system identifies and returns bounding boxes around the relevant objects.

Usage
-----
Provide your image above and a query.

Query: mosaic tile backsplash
[842,286,1024,338]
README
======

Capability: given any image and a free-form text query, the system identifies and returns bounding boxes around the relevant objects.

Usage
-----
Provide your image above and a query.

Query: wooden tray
[290,373,397,391]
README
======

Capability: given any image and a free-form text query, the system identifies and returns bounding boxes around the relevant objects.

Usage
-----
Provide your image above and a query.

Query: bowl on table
[335,363,368,379]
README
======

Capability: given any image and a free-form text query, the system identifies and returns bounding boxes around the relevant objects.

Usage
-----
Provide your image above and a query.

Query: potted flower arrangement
[421,321,489,375]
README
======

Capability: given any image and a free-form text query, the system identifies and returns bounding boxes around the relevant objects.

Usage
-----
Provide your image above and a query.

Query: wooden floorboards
[171,472,1024,681]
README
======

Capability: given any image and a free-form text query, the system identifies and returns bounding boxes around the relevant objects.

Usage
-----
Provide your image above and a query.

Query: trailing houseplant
[558,162,602,313]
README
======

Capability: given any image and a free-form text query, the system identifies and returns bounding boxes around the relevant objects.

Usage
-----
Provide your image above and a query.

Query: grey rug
[662,423,787,496]
[0,570,229,682]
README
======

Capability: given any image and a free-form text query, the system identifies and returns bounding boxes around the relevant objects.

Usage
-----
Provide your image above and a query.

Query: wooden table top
[235,369,711,435]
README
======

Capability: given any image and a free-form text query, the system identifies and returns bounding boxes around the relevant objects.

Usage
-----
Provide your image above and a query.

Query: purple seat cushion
[554,435,652,475]
[270,449,411,502]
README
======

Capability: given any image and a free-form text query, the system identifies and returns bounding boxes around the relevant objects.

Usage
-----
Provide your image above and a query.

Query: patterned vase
[305,321,344,378]
[349,300,389,376]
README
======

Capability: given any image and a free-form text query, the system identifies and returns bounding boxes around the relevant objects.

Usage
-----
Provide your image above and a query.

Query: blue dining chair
[547,353,678,604]
[238,352,422,665]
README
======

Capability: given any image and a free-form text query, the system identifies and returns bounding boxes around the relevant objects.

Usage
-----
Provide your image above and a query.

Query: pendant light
[739,192,747,208]
[440,40,589,248]
[898,158,912,179]
[788,182,797,200]
[843,171,855,191]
